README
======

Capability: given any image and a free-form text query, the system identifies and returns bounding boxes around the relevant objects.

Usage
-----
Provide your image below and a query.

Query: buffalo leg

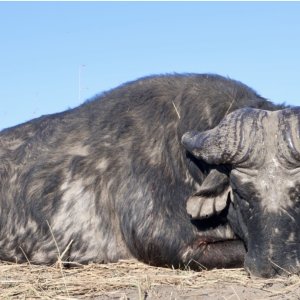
[182,238,245,270]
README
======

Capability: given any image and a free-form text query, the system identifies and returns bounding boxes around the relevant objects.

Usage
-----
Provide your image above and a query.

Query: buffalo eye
[231,189,253,223]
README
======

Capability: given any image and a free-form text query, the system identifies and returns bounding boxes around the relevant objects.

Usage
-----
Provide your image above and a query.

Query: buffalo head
[182,107,300,277]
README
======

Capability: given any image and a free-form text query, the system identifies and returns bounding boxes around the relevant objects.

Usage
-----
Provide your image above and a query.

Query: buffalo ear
[186,169,231,220]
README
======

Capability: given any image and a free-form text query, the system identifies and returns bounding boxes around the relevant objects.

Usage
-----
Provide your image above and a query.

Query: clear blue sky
[1,2,300,130]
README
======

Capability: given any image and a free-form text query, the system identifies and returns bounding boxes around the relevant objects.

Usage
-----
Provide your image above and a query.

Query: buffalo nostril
[245,265,277,278]
[245,256,278,278]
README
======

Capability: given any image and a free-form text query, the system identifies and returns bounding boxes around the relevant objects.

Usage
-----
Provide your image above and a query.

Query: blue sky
[1,2,300,130]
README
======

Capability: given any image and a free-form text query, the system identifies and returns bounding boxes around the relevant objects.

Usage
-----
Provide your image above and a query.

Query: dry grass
[0,259,299,299]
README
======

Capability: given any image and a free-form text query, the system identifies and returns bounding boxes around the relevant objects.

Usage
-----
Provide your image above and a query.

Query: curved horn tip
[181,131,200,149]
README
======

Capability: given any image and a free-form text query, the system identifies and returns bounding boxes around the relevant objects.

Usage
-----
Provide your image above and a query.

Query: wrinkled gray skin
[182,107,300,278]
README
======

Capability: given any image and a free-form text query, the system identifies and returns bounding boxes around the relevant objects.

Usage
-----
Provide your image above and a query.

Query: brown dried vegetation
[0,259,299,299]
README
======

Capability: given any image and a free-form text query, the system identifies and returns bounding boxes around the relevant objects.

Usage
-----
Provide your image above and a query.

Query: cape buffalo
[0,74,297,277]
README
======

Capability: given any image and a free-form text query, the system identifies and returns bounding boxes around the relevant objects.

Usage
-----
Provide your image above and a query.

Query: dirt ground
[0,259,299,300]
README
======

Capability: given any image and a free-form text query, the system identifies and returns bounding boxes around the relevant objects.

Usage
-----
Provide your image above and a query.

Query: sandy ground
[0,259,299,299]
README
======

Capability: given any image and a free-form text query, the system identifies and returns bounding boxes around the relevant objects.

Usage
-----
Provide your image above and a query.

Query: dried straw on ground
[0,259,299,299]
